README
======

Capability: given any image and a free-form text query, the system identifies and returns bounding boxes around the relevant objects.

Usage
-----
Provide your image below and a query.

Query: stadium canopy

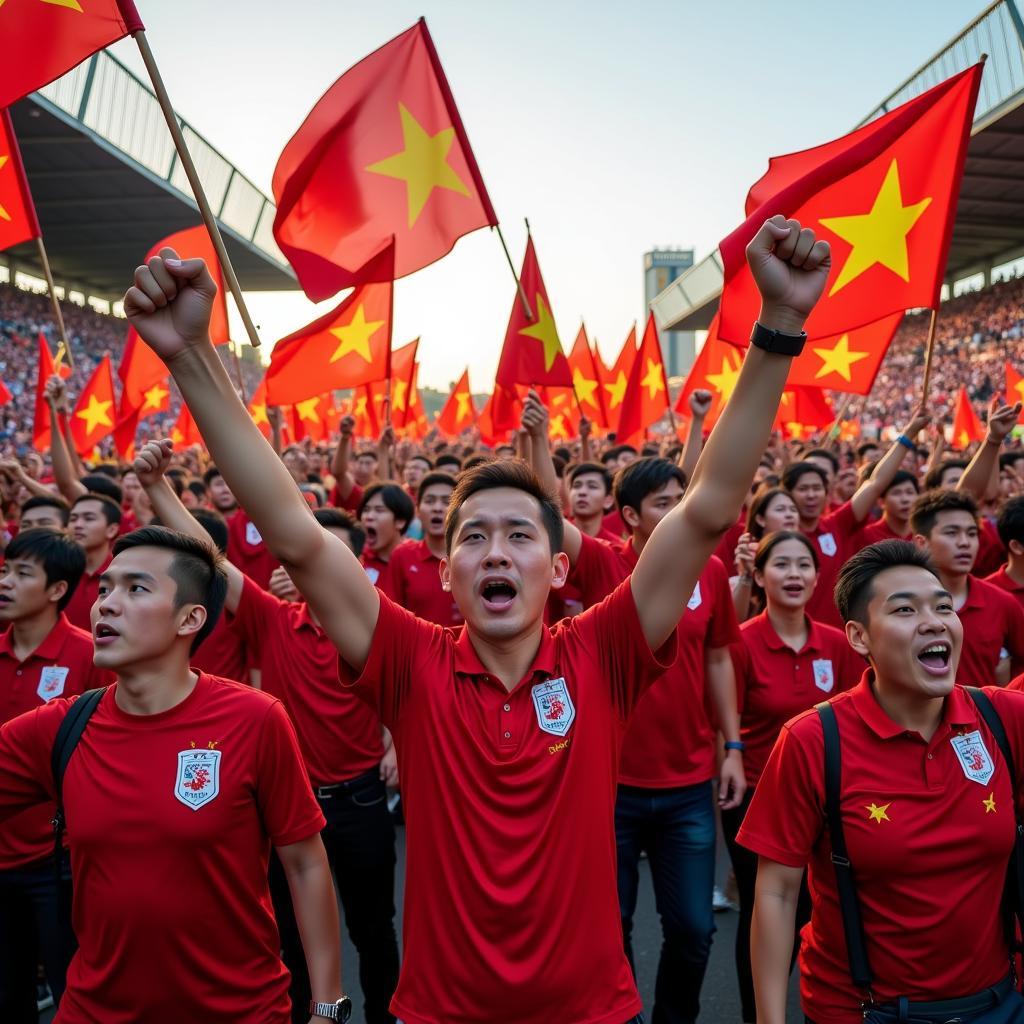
[2,48,296,301]
[651,0,1024,334]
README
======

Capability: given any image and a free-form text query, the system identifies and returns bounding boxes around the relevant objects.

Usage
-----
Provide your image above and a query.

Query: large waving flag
[0,0,143,109]
[674,316,743,431]
[1006,362,1024,407]
[719,63,982,344]
[70,355,116,455]
[567,325,608,428]
[272,19,496,300]
[0,110,40,253]
[616,314,670,446]
[436,368,476,437]
[602,326,638,431]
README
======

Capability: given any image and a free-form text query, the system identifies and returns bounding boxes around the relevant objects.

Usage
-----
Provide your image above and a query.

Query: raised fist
[133,438,174,488]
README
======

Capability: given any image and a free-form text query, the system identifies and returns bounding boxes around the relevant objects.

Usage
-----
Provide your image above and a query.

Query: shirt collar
[759,612,825,654]
[618,538,639,569]
[453,625,558,683]
[0,614,72,663]
[850,669,977,740]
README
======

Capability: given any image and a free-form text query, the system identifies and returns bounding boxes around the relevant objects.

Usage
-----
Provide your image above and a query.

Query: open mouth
[94,622,120,645]
[364,526,378,546]
[917,642,951,675]
[480,577,518,611]
[782,583,805,598]
[429,516,445,529]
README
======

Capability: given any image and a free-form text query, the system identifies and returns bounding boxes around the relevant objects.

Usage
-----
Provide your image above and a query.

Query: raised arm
[377,424,395,482]
[958,400,1021,502]
[267,405,284,456]
[329,416,357,502]
[680,389,712,482]
[848,404,929,522]
[123,249,380,671]
[631,217,830,650]
[0,459,52,501]
[44,377,87,502]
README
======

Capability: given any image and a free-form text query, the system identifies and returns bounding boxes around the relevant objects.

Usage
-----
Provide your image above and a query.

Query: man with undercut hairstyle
[64,493,121,633]
[18,494,70,533]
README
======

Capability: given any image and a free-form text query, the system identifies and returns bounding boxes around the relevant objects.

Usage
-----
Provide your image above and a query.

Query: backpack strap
[50,687,106,853]
[816,701,874,994]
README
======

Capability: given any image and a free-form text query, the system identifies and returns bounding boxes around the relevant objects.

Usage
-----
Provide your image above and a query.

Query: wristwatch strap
[310,997,352,1021]
[749,321,807,356]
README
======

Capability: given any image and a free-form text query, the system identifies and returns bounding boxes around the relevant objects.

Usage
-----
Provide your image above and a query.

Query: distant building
[644,249,695,378]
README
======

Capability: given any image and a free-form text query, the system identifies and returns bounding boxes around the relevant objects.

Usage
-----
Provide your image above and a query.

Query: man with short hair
[124,213,830,1023]
[358,483,414,585]
[208,465,280,590]
[0,529,109,1021]
[855,468,919,547]
[64,494,121,632]
[989,495,1024,610]
[567,462,618,540]
[0,526,344,1022]
[18,495,70,533]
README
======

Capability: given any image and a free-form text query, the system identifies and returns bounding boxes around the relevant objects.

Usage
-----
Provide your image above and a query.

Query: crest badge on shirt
[812,659,834,693]
[687,582,702,611]
[37,666,69,702]
[245,521,263,547]
[818,533,837,557]
[531,677,576,738]
[174,749,222,810]
[950,731,995,786]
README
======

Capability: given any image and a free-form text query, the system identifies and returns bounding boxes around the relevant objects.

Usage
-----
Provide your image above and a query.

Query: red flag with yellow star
[272,19,496,301]
[567,324,608,429]
[0,0,143,110]
[291,395,332,444]
[951,387,984,449]
[786,312,903,394]
[389,338,419,429]
[266,275,393,406]
[616,314,670,446]
[69,355,115,455]
[602,326,638,432]
[33,334,59,450]
[479,384,520,444]
[352,381,386,439]
[436,368,476,437]
[247,377,272,439]
[0,110,40,252]
[719,63,982,344]
[400,369,430,440]
[540,386,580,441]
[674,316,744,431]
[1005,362,1024,407]
[774,387,835,440]
[170,402,202,449]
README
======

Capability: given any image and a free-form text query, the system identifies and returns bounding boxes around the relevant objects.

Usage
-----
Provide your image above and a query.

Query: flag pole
[920,308,939,398]
[492,225,532,321]
[228,340,248,403]
[132,30,263,350]
[825,391,856,449]
[33,236,74,371]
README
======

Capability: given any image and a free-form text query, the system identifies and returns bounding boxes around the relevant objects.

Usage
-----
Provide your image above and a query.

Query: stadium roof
[652,0,1024,334]
[3,48,296,300]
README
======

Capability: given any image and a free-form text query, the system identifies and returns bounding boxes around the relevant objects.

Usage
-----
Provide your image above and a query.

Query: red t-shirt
[190,614,248,683]
[985,565,1024,612]
[226,509,279,591]
[855,515,906,550]
[601,508,626,539]
[738,675,1024,1023]
[63,553,111,633]
[974,518,1007,579]
[0,673,324,1024]
[571,534,739,786]
[361,550,390,587]
[349,582,676,1024]
[119,509,139,535]
[0,615,110,869]
[233,577,383,786]
[713,517,746,575]
[379,539,463,626]
[955,574,1024,686]
[802,501,860,628]
[329,480,364,515]
[729,613,864,787]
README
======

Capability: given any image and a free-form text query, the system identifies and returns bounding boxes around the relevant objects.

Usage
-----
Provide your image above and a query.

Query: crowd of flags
[0,6,1005,457]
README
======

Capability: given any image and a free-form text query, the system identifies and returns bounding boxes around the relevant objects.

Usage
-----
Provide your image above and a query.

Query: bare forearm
[680,415,705,482]
[751,888,799,1024]
[850,436,909,521]
[527,432,558,497]
[731,577,753,622]
[61,415,85,477]
[958,437,1000,502]
[706,649,740,743]
[283,850,342,1005]
[47,400,86,501]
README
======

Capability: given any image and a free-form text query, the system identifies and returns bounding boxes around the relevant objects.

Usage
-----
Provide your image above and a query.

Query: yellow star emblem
[170,427,183,445]
[640,358,665,400]
[0,155,11,222]
[391,378,408,413]
[706,348,742,404]
[1013,379,1024,403]
[572,367,599,410]
[519,295,563,373]
[983,792,997,814]
[813,334,871,382]
[74,394,113,435]
[865,802,892,824]
[820,159,932,296]
[958,429,970,448]
[142,384,168,411]
[296,398,321,423]
[604,371,628,410]
[550,413,567,437]
[250,402,268,427]
[354,395,369,418]
[329,304,385,364]
[0,0,86,8]
[454,391,472,420]
[365,103,471,228]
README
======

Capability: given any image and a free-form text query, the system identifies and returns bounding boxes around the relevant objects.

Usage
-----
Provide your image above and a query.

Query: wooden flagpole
[825,391,856,449]
[920,308,939,399]
[493,225,532,321]
[34,237,74,371]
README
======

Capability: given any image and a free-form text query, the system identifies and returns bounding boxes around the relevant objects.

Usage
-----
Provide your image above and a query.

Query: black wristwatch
[749,321,807,356]
[310,997,352,1022]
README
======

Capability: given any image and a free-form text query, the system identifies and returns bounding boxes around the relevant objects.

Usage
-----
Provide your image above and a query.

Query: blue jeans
[616,781,717,1024]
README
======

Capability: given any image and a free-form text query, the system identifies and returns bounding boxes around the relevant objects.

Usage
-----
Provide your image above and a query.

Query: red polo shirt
[975,518,1007,579]
[602,508,626,538]
[226,509,279,591]
[802,501,860,628]
[380,539,462,626]
[738,675,1024,1023]
[329,480,364,515]
[729,613,864,787]
[0,615,110,869]
[570,534,739,787]
[955,574,1024,686]
[855,515,907,550]
[0,673,324,1023]
[361,550,389,587]
[985,566,1024,613]
[191,614,248,684]
[713,517,746,575]
[63,552,111,633]
[234,577,382,786]
[350,581,675,1024]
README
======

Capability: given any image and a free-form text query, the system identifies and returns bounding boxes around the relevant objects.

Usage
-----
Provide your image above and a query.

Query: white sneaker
[713,885,737,913]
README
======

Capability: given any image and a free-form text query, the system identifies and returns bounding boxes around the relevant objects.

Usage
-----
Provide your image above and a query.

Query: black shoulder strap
[966,686,1024,953]
[816,701,874,992]
[50,687,106,836]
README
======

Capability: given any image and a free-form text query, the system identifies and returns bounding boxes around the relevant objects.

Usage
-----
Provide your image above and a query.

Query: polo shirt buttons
[927,754,934,760]
[503,704,511,712]
[504,731,511,739]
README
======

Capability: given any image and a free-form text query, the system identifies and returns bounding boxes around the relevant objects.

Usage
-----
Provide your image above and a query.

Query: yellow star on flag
[572,367,599,409]
[706,349,742,404]
[74,394,113,435]
[454,391,472,420]
[865,802,892,824]
[354,395,369,418]
[329,305,385,364]
[142,384,168,411]
[250,402,269,427]
[365,103,471,228]
[519,295,563,373]
[0,154,11,222]
[550,414,567,437]
[640,358,665,400]
[40,0,85,9]
[392,378,408,413]
[983,792,997,814]
[170,427,183,445]
[820,160,932,296]
[296,398,321,423]
[1013,379,1024,403]
[958,429,970,448]
[813,334,871,382]
[604,370,628,410]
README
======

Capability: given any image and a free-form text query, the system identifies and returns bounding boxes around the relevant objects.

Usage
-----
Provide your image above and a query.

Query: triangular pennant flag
[70,355,116,455]
[567,324,608,428]
[951,386,985,449]
[616,313,670,446]
[436,368,476,437]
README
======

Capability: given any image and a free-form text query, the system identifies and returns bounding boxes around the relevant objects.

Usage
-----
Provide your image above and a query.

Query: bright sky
[108,0,978,391]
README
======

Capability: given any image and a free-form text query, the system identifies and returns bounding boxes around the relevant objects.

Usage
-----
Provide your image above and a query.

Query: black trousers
[0,852,75,1023]
[721,788,811,1024]
[270,768,400,1024]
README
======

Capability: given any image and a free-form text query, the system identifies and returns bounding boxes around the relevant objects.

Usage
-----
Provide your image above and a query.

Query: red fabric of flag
[774,387,835,440]
[0,378,11,407]
[1006,362,1024,407]
[951,387,984,449]
[248,378,272,439]
[567,325,608,428]
[272,19,496,301]
[615,314,670,447]
[602,326,638,433]
[70,355,116,455]
[0,0,143,110]
[0,110,40,252]
[674,316,745,431]
[170,402,202,449]
[786,312,903,394]
[436,368,476,437]
[389,338,419,429]
[719,63,982,344]
[33,333,58,451]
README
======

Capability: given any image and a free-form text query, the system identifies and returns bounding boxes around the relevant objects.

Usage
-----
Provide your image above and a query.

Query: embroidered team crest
[951,731,995,786]
[531,677,576,738]
[818,533,837,557]
[37,666,69,702]
[174,749,221,810]
[245,521,262,547]
[687,582,702,611]
[812,659,834,693]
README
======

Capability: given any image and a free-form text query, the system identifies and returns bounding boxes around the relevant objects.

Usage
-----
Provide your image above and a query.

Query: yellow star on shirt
[706,348,742,404]
[0,155,11,222]
[519,295,563,373]
[74,394,113,434]
[640,358,665,400]
[296,398,321,423]
[329,305,385,364]
[820,160,932,297]
[572,367,599,410]
[142,384,168,411]
[365,103,471,228]
[454,391,472,420]
[604,370,628,410]
[866,802,892,824]
[983,792,997,814]
[813,334,871,382]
